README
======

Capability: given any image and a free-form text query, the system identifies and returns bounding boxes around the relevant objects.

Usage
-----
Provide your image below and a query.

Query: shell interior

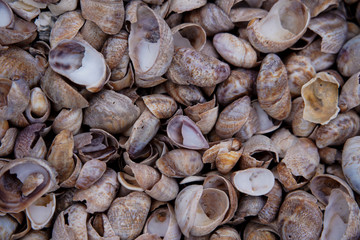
[0,1,12,27]
[26,193,55,230]
[147,208,170,237]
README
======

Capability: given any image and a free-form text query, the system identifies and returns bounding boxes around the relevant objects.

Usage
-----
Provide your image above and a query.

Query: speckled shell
[107,192,151,240]
[145,174,179,202]
[337,35,360,77]
[256,53,291,121]
[258,180,283,224]
[143,94,177,119]
[171,23,207,51]
[87,213,119,240]
[338,72,360,112]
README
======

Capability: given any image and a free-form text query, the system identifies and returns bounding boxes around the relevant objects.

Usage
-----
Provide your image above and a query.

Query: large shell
[145,174,179,202]
[301,72,340,125]
[247,0,310,53]
[258,180,283,224]
[25,193,55,230]
[337,34,360,77]
[81,0,124,35]
[128,5,174,81]
[342,136,360,194]
[107,192,151,240]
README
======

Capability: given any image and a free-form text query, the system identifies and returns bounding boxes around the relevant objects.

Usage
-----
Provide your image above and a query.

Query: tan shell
[172,23,206,51]
[79,20,108,51]
[83,90,140,134]
[209,226,240,240]
[243,222,279,240]
[169,0,206,13]
[24,87,50,124]
[320,189,360,240]
[167,47,230,87]
[87,213,119,240]
[256,53,291,120]
[315,111,360,148]
[48,0,77,16]
[52,108,83,135]
[145,174,179,202]
[247,0,310,53]
[278,191,323,240]
[0,127,17,157]
[143,94,177,119]
[342,136,360,194]
[337,35,360,77]
[128,4,174,80]
[338,72,360,112]
[230,7,268,23]
[318,146,341,165]
[165,81,206,106]
[135,234,162,240]
[25,193,55,230]
[231,195,266,224]
[14,123,47,159]
[80,0,124,35]
[233,106,258,142]
[75,159,106,190]
[252,101,281,134]
[290,97,317,137]
[216,150,241,174]
[73,168,119,213]
[202,138,241,164]
[301,71,340,125]
[20,230,50,240]
[107,192,151,240]
[258,180,283,224]
[0,157,57,213]
[213,33,257,68]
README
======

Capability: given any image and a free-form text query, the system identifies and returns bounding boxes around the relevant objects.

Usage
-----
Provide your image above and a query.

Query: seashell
[290,97,317,137]
[216,150,241,174]
[0,126,17,157]
[49,39,110,93]
[117,171,143,192]
[18,230,49,240]
[156,149,203,178]
[0,78,30,121]
[52,108,83,135]
[128,4,174,81]
[342,136,360,194]
[167,47,230,87]
[49,11,84,48]
[339,72,360,112]
[87,213,120,240]
[125,110,160,158]
[108,192,151,240]
[165,81,206,106]
[83,90,140,134]
[240,134,279,170]
[25,87,50,124]
[346,22,360,41]
[277,191,323,240]
[75,159,106,190]
[216,69,256,106]
[215,96,251,139]
[73,168,119,213]
[52,203,88,240]
[285,54,316,97]
[231,195,266,224]
[231,168,275,196]
[184,3,234,37]
[78,20,108,50]
[0,157,57,213]
[125,158,161,191]
[167,115,209,150]
[143,94,177,119]
[318,146,341,165]
[58,154,82,188]
[169,0,206,13]
[247,0,310,53]
[47,130,75,184]
[234,107,258,142]
[213,33,257,68]
[145,174,179,202]
[135,234,162,240]
[48,0,77,16]
[14,123,47,159]
[230,8,268,23]
[40,68,89,109]
[301,0,339,17]
[309,174,354,205]
[26,193,55,230]
[80,0,124,35]
[34,11,55,42]
[200,39,220,58]
[209,226,240,240]
[144,204,181,240]
[256,53,291,121]
[337,34,360,77]
[0,0,14,28]
[320,189,360,240]
[202,139,241,164]
[258,180,283,224]
[252,101,281,134]
[315,111,360,148]
[308,12,347,54]
[175,185,229,237]
[172,23,206,51]
[243,222,279,240]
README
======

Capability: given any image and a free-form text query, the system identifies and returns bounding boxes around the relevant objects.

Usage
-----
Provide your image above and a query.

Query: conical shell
[290,97,317,137]
[52,108,83,135]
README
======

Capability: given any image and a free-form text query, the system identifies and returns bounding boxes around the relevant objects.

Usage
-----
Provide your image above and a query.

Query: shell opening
[26,194,55,228]
[147,209,170,237]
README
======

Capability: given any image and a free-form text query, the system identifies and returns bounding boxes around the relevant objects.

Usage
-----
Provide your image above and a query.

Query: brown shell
[258,180,283,224]
[80,20,108,51]
[290,97,317,137]
[165,81,206,106]
[338,72,360,112]
[52,108,83,135]
[171,23,207,51]
[14,123,47,159]
[143,94,177,119]
[337,35,360,77]
[75,159,107,190]
[145,174,179,202]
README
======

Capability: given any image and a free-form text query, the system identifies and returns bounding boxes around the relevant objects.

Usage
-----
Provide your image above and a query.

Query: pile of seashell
[2,0,360,239]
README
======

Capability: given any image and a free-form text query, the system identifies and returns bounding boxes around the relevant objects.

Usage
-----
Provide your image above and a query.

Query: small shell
[209,226,240,240]
[337,35,360,77]
[0,127,17,157]
[247,0,310,53]
[143,94,177,119]
[79,20,108,51]
[234,106,259,141]
[252,101,281,134]
[126,160,161,191]
[318,147,341,165]
[339,72,360,112]
[169,0,206,13]
[14,123,47,159]
[342,136,360,194]
[156,149,203,178]
[52,108,83,135]
[213,33,257,68]
[291,97,317,137]
[87,213,119,240]
[230,8,268,23]
[301,0,339,17]
[48,0,77,16]
[258,180,283,224]
[81,0,124,35]
[256,53,291,120]
[25,87,51,123]
[243,222,279,240]
[165,81,206,106]
[135,234,162,240]
[315,111,360,148]
[231,195,266,224]
[26,193,56,230]
[184,3,234,36]
[216,150,241,174]
[167,47,230,87]
[320,189,360,240]
[172,23,206,51]
[277,191,323,240]
[231,168,275,196]
[75,159,107,190]
[145,174,179,202]
[107,192,151,240]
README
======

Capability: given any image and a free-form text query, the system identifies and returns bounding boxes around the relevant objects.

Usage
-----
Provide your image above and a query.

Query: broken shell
[337,34,360,77]
[302,0,339,17]
[240,134,279,170]
[167,47,230,87]
[318,146,341,165]
[301,71,340,125]
[52,108,83,135]
[252,101,281,134]
[145,174,179,202]
[256,53,291,120]
[25,87,50,123]
[213,33,257,68]
[184,100,218,135]
[258,180,283,224]
[108,192,151,240]
[144,204,181,240]
[126,159,161,191]
[73,168,119,213]
[216,150,241,174]
[247,0,310,53]
[0,127,17,157]
[291,97,317,137]
[167,115,209,150]
[320,189,360,240]
[83,90,140,134]
[184,3,234,36]
[230,7,268,23]
[21,230,50,240]
[87,213,119,240]
[26,193,55,230]
[0,215,18,240]
[215,96,251,139]
[342,136,360,194]
[48,0,77,16]
[75,159,106,190]
[202,138,241,164]
[143,94,177,119]
[172,23,206,51]
[81,0,124,35]
[129,4,174,80]
[277,191,323,240]
[232,168,275,196]
[339,72,360,112]
[14,123,47,159]
[209,226,240,240]
[135,234,162,240]
[0,0,14,28]
[49,39,109,93]
[156,149,203,178]
[0,157,57,213]
[315,111,360,148]
[169,0,206,13]
[231,195,266,224]
[165,81,206,106]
